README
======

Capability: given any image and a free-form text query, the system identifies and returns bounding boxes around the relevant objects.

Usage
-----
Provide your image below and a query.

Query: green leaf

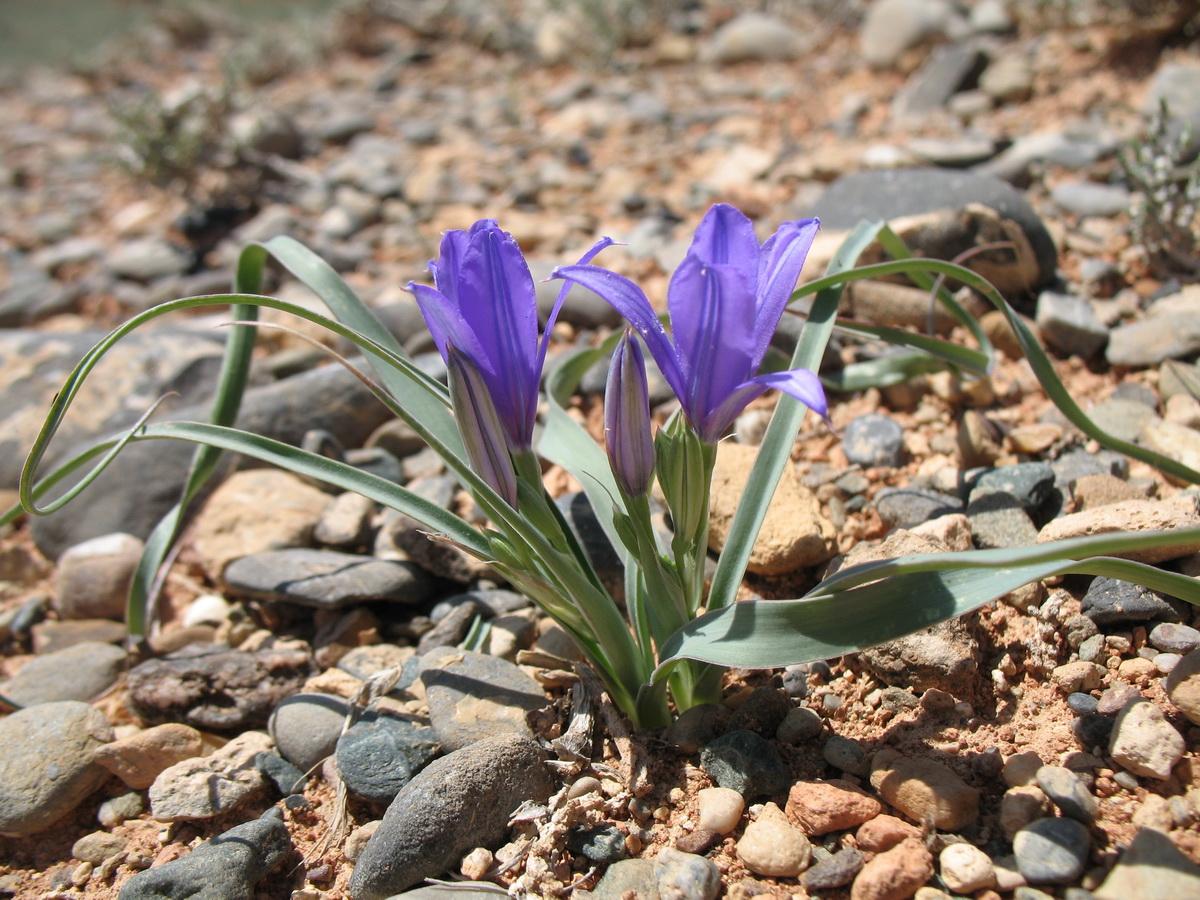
[706,221,883,613]
[824,349,953,392]
[833,321,992,376]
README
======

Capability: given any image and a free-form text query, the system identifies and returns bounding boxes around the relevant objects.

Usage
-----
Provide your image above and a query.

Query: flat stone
[107,238,190,281]
[590,859,659,900]
[378,476,490,584]
[0,701,113,836]
[1,641,126,706]
[127,644,314,732]
[94,723,206,790]
[1094,827,1200,900]
[859,616,981,695]
[708,442,835,574]
[1165,648,1200,724]
[851,837,934,900]
[870,748,979,830]
[803,847,864,891]
[1082,577,1185,626]
[118,807,292,900]
[73,831,128,864]
[268,693,350,773]
[223,548,432,609]
[348,735,554,899]
[1087,398,1160,444]
[1107,290,1200,367]
[148,731,272,821]
[967,492,1039,548]
[654,848,720,900]
[420,648,546,752]
[1036,292,1108,358]
[336,715,440,804]
[892,44,987,118]
[1109,699,1185,780]
[1038,495,1200,563]
[1013,817,1090,885]
[31,618,127,653]
[1051,181,1131,218]
[706,13,803,63]
[939,842,996,893]
[786,779,882,835]
[970,462,1056,514]
[875,486,963,529]
[1139,419,1200,481]
[823,734,870,776]
[700,730,791,799]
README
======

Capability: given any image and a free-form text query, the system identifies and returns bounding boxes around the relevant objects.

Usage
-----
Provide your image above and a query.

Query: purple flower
[553,204,828,443]
[410,219,610,451]
[606,332,655,496]
[446,344,519,507]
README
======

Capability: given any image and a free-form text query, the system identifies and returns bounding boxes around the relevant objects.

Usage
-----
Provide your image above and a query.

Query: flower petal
[751,217,820,368]
[409,283,487,365]
[551,263,687,401]
[536,236,615,372]
[668,257,756,430]
[605,333,655,496]
[430,227,473,305]
[700,367,829,444]
[685,203,760,286]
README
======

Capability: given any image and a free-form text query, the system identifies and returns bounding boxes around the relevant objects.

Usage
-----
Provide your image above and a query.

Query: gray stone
[1082,577,1185,626]
[1052,181,1132,218]
[843,414,906,468]
[107,238,191,282]
[812,167,1057,292]
[1107,310,1200,368]
[590,859,659,900]
[967,492,1038,549]
[0,641,126,707]
[268,693,349,772]
[430,589,530,621]
[823,734,870,777]
[654,848,720,900]
[347,735,554,899]
[707,13,803,64]
[1051,448,1128,489]
[118,808,292,900]
[1142,62,1200,155]
[1094,827,1200,900]
[1087,398,1158,443]
[699,730,791,799]
[969,462,1056,514]
[1013,817,1090,885]
[803,847,865,891]
[0,701,112,836]
[893,44,986,118]
[128,644,314,732]
[31,358,395,559]
[1150,623,1200,654]
[1035,765,1098,823]
[223,549,432,609]
[570,824,627,864]
[860,0,953,68]
[1036,292,1108,358]
[420,648,547,751]
[0,264,78,326]
[376,476,488,584]
[416,600,478,653]
[556,490,623,595]
[875,486,963,528]
[254,751,305,796]
[336,715,440,804]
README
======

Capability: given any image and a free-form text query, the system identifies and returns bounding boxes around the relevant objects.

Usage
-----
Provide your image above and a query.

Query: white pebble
[697,786,744,834]
[939,842,996,893]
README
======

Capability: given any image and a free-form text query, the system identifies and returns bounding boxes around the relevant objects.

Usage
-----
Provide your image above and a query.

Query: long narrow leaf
[706,221,883,613]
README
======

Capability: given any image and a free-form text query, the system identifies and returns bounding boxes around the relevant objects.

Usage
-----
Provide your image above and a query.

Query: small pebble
[735,802,811,877]
[776,706,822,743]
[1067,693,1099,716]
[939,842,996,893]
[1035,765,1098,823]
[823,734,869,776]
[1013,818,1090,885]
[697,787,744,834]
[1150,622,1200,654]
[802,847,864,891]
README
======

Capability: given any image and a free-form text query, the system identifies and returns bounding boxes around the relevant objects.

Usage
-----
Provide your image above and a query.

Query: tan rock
[980,309,1037,360]
[870,749,979,831]
[1166,648,1200,724]
[1000,785,1051,839]
[708,442,835,575]
[1008,422,1063,454]
[736,802,812,877]
[94,723,206,790]
[1164,394,1200,429]
[1109,700,1185,780]
[786,779,882,836]
[1051,661,1106,693]
[1037,495,1200,563]
[697,786,744,834]
[148,731,272,821]
[1001,750,1043,787]
[1071,473,1143,510]
[1117,657,1159,686]
[910,514,972,551]
[939,842,996,893]
[1139,419,1200,484]
[192,470,331,578]
[855,814,921,852]
[851,837,934,900]
[847,280,987,335]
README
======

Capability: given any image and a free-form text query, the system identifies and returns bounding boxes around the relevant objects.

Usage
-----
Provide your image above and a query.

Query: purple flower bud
[606,333,655,496]
[446,344,519,508]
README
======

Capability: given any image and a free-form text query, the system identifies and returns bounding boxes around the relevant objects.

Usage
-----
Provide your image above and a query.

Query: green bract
[9,221,1200,730]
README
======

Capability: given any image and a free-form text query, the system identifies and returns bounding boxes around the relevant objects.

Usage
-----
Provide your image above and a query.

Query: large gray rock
[223,549,433,609]
[0,701,113,836]
[31,360,396,558]
[119,808,292,900]
[0,641,126,707]
[1143,62,1200,155]
[347,735,554,899]
[811,168,1057,294]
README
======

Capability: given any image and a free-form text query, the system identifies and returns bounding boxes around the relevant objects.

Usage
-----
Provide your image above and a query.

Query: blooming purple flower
[605,332,655,496]
[552,204,828,443]
[410,219,610,451]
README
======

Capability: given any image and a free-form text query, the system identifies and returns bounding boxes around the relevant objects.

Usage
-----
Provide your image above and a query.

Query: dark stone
[1035,765,1098,824]
[1097,684,1142,716]
[842,414,905,468]
[675,829,721,855]
[32,360,396,559]
[1013,817,1090,885]
[893,44,986,118]
[1067,693,1099,716]
[823,734,870,777]
[665,704,728,753]
[968,462,1056,515]
[223,549,433,610]
[570,825,628,864]
[727,687,791,738]
[555,491,623,597]
[378,476,487,583]
[875,486,963,529]
[347,735,554,899]
[0,641,126,707]
[1072,714,1114,748]
[127,645,314,732]
[255,752,306,797]
[699,730,791,799]
[336,715,440,805]
[802,847,865,891]
[1082,577,1186,626]
[118,808,293,900]
[967,491,1039,549]
[811,168,1056,292]
[430,589,530,621]
[416,601,479,653]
